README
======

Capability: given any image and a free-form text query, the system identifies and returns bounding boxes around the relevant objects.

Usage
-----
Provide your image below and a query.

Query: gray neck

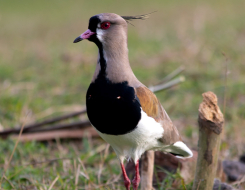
[92,40,141,87]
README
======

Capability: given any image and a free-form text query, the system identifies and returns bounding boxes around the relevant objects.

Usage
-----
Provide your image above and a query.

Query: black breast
[86,77,141,135]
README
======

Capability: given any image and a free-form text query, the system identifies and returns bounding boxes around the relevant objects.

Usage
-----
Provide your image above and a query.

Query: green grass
[0,138,124,189]
[1,0,245,189]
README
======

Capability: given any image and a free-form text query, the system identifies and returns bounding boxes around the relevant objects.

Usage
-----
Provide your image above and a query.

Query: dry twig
[0,114,28,185]
[48,175,59,190]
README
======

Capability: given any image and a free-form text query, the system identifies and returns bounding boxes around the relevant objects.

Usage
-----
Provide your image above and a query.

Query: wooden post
[141,151,154,190]
[192,92,224,190]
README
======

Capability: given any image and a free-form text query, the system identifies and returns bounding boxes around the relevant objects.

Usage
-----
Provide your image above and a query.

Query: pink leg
[120,163,131,190]
[132,160,140,190]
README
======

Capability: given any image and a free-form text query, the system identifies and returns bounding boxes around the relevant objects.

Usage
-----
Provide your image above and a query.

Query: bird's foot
[132,160,140,190]
[124,177,131,190]
[132,175,140,190]
[120,162,131,190]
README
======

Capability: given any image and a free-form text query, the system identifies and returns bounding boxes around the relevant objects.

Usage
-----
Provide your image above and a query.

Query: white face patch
[96,28,105,42]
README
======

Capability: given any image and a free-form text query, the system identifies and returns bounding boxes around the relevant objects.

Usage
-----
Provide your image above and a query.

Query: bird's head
[73,13,128,47]
[73,13,152,47]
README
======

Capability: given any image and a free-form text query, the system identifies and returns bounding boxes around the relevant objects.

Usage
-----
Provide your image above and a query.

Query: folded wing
[135,86,192,158]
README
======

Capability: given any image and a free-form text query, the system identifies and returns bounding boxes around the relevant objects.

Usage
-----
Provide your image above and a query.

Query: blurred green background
[0,0,245,189]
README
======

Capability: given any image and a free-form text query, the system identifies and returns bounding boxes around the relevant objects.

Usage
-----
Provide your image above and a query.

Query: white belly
[96,109,164,162]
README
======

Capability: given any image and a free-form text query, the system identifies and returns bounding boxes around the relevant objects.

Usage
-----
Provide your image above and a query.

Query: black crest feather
[121,11,156,22]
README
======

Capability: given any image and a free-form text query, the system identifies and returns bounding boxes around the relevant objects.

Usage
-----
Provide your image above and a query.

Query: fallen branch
[26,120,91,133]
[0,109,87,136]
[11,128,98,142]
[149,76,185,93]
[158,66,185,84]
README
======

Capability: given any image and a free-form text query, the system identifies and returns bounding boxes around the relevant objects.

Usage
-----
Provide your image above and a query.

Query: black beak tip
[73,36,83,43]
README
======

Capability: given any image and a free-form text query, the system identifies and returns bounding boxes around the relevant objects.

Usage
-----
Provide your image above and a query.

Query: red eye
[101,22,111,30]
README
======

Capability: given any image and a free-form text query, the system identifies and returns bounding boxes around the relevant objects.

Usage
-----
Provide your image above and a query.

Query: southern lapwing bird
[73,13,193,190]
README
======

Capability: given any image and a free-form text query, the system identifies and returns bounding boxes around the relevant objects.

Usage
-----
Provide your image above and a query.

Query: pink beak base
[73,29,95,43]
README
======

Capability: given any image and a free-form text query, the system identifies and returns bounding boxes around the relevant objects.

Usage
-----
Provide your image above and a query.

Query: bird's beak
[73,29,95,43]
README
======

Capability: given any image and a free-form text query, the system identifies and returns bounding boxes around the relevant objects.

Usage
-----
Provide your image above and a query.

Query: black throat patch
[86,49,141,135]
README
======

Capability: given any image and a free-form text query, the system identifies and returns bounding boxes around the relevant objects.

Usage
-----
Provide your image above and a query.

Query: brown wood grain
[192,91,224,190]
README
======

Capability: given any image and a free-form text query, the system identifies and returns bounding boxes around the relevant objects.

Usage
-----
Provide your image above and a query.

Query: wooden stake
[141,150,154,190]
[192,91,224,190]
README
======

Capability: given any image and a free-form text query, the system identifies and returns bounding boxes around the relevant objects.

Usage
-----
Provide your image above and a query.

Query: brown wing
[135,86,181,144]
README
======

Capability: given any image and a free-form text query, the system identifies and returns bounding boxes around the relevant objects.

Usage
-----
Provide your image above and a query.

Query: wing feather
[135,86,181,144]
